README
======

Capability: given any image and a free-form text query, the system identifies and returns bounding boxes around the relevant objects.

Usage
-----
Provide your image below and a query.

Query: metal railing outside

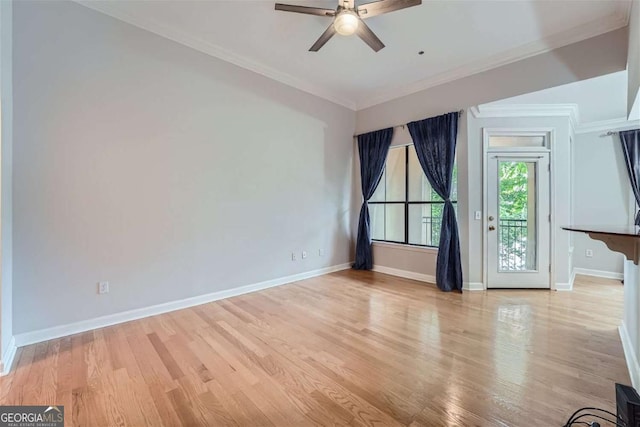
[499,218,528,271]
[422,216,442,247]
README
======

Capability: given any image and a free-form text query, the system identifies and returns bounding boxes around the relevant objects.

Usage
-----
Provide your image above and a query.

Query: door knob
[489,225,496,231]
[489,216,495,221]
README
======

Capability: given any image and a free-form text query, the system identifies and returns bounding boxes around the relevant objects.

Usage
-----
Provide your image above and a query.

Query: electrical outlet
[319,248,324,256]
[302,251,307,259]
[291,252,297,261]
[98,281,109,294]
[585,249,593,258]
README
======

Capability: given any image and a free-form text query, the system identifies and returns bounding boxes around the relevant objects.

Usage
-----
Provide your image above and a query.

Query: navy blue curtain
[407,112,462,292]
[620,129,640,226]
[353,128,394,270]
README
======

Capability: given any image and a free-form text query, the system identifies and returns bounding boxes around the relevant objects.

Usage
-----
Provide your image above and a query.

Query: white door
[487,153,550,288]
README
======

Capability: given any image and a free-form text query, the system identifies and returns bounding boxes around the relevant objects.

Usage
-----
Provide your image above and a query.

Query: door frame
[482,128,556,290]
[630,187,637,227]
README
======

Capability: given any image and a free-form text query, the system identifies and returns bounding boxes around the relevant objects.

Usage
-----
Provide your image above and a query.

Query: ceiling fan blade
[309,23,337,51]
[275,4,336,17]
[356,19,385,52]
[357,0,421,19]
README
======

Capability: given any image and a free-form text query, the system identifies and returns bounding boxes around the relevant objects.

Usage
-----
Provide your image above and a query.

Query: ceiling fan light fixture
[275,0,422,51]
[333,11,359,36]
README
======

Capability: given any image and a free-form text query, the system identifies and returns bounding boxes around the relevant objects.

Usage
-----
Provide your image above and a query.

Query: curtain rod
[600,129,640,137]
[353,109,464,138]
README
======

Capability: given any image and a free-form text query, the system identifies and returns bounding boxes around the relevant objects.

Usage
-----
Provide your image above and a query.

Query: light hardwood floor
[0,270,630,426]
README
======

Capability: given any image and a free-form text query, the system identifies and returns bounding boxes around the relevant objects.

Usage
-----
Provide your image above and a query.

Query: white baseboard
[372,265,436,284]
[14,263,352,348]
[555,268,623,291]
[372,265,484,291]
[555,282,573,291]
[620,323,640,389]
[573,268,624,281]
[0,336,17,376]
[463,282,485,291]
[556,269,576,291]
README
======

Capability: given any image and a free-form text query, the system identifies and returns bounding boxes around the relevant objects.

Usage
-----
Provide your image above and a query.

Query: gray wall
[628,0,639,117]
[0,0,13,365]
[572,131,628,273]
[12,1,355,334]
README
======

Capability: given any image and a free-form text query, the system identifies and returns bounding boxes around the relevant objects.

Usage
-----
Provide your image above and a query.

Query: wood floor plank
[114,368,160,427]
[195,389,240,426]
[40,339,61,405]
[4,346,34,405]
[96,370,127,427]
[70,334,87,391]
[0,271,630,426]
[225,388,277,427]
[148,332,185,381]
[167,387,203,427]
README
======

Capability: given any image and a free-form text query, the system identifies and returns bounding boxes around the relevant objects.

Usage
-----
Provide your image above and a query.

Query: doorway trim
[482,127,556,290]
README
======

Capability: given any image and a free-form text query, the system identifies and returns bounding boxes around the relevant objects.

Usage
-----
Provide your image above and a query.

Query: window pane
[490,135,545,148]
[409,204,442,246]
[369,203,404,242]
[408,147,431,202]
[409,203,457,246]
[408,147,457,202]
[498,161,537,271]
[384,204,405,242]
[370,169,386,202]
[451,164,458,200]
[384,147,405,201]
[369,203,385,240]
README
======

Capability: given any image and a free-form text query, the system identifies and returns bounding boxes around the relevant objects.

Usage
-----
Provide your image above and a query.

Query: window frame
[369,145,457,248]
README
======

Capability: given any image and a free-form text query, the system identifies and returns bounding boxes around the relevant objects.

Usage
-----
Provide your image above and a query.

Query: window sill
[372,241,439,254]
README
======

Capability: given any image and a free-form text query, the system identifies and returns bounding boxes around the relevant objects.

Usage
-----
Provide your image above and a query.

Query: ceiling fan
[274,0,422,52]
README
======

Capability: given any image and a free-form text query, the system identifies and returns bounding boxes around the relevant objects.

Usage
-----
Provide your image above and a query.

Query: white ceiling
[79,0,632,110]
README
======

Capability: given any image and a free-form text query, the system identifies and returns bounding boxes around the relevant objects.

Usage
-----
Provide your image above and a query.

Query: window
[369,145,457,247]
[489,135,545,148]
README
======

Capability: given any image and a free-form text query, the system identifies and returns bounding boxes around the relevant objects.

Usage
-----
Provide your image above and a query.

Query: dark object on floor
[563,406,626,426]
[616,383,640,426]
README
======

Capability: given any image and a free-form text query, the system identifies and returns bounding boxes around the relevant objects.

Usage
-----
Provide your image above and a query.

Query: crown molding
[470,104,580,132]
[574,117,640,134]
[616,0,634,25]
[468,106,481,118]
[74,1,357,110]
[470,103,640,135]
[75,1,628,113]
[355,12,629,110]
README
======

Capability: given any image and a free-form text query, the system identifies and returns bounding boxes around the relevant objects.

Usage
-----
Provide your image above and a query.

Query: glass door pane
[498,161,537,272]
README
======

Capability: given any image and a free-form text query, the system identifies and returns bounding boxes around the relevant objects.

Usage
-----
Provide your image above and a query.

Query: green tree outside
[498,161,530,270]
[499,162,529,219]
